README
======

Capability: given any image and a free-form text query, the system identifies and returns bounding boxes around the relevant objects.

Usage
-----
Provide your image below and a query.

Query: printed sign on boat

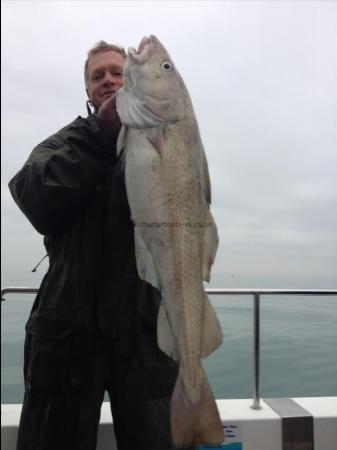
[199,422,243,450]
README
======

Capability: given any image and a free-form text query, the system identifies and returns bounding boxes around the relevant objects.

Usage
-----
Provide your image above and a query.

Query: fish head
[120,35,189,126]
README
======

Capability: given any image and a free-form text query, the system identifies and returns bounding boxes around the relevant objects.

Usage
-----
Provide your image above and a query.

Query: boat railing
[2,286,337,410]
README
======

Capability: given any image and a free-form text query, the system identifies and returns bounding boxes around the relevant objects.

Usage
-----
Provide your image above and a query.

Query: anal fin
[157,303,178,361]
[134,227,160,290]
[201,293,223,358]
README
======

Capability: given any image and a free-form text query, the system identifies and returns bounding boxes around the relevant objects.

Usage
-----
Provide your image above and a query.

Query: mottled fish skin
[116,35,224,448]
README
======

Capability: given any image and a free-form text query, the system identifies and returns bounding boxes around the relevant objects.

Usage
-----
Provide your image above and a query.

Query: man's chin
[101,93,115,102]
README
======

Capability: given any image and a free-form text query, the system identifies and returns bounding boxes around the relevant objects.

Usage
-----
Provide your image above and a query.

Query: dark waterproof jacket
[9,115,160,341]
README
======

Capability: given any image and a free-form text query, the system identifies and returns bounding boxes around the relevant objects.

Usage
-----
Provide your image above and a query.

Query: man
[9,41,179,450]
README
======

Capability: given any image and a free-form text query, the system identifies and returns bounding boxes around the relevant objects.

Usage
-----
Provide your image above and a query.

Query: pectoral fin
[116,88,166,128]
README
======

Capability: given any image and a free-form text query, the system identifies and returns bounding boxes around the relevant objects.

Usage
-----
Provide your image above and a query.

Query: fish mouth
[128,35,152,64]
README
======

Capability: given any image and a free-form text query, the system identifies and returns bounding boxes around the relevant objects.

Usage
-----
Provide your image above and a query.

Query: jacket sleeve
[8,116,118,235]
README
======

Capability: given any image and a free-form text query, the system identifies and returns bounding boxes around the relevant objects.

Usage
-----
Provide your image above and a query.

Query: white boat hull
[2,397,336,450]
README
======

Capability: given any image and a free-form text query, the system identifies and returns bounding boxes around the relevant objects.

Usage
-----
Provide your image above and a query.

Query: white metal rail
[2,286,337,409]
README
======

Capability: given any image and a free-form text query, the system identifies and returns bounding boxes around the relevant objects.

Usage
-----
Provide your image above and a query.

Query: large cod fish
[116,35,224,448]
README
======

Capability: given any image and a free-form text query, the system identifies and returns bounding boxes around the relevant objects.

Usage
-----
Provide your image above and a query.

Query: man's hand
[96,93,122,142]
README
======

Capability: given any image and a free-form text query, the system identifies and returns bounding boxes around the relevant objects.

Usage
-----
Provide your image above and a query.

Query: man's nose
[102,72,117,85]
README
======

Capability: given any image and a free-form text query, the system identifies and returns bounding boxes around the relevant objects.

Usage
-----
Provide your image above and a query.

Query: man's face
[86,50,125,111]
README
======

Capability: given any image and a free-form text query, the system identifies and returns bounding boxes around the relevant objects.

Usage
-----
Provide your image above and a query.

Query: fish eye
[161,61,172,72]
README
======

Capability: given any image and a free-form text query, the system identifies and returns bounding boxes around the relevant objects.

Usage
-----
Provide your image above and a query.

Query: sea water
[1,292,337,404]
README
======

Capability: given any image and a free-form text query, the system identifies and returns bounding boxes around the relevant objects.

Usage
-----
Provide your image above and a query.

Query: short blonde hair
[84,40,126,85]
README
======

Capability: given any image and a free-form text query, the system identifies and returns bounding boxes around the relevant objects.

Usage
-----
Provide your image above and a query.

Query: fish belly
[123,127,224,447]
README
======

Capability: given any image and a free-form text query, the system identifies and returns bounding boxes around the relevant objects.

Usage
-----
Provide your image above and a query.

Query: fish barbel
[116,35,224,448]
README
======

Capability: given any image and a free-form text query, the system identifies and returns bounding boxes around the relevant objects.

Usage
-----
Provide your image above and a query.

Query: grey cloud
[2,1,337,289]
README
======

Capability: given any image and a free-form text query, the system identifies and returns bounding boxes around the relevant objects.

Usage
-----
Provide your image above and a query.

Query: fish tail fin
[171,368,224,448]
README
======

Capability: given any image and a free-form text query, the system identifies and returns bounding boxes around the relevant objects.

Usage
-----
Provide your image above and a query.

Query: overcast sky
[2,0,337,290]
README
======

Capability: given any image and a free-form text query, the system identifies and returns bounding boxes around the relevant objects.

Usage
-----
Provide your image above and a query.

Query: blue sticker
[199,422,243,450]
[199,444,242,450]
